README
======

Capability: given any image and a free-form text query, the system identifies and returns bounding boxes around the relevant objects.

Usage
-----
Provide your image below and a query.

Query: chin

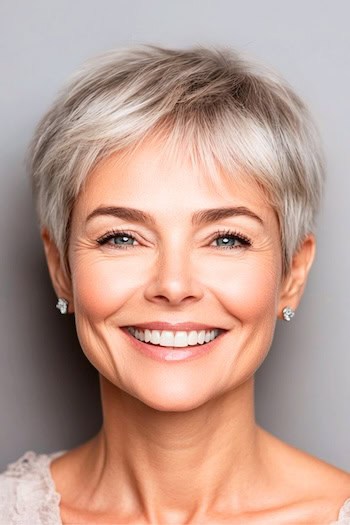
[127,377,218,413]
[137,396,210,413]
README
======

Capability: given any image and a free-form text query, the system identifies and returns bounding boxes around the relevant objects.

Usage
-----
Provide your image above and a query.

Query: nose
[143,242,204,306]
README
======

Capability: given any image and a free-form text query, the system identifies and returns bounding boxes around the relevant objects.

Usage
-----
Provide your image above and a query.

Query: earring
[56,297,69,315]
[282,306,295,322]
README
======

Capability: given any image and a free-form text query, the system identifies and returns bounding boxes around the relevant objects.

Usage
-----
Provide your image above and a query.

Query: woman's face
[67,140,285,411]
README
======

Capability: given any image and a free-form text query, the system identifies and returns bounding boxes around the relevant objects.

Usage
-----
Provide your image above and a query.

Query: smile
[127,327,221,348]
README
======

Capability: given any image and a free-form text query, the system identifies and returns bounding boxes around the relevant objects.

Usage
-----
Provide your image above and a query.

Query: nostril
[144,272,204,306]
[148,293,200,307]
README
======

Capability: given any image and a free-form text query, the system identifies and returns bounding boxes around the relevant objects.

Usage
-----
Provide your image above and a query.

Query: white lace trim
[0,450,66,525]
[1,451,350,524]
[336,497,350,523]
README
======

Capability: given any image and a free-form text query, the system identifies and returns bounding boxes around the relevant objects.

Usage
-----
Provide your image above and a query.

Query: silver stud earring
[56,298,69,315]
[282,306,295,322]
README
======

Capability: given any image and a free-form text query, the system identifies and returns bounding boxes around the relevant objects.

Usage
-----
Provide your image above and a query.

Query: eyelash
[96,229,137,248]
[96,229,252,250]
[213,229,252,249]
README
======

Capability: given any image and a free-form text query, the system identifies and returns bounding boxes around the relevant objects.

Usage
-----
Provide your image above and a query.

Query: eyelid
[209,229,252,247]
[96,229,140,246]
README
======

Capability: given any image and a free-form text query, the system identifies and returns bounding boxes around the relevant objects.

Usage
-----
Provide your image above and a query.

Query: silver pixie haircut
[29,45,325,275]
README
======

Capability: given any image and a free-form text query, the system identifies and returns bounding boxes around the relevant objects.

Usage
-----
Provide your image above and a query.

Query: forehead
[76,139,273,218]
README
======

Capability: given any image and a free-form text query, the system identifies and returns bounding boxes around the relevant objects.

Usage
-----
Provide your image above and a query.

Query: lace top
[0,450,349,524]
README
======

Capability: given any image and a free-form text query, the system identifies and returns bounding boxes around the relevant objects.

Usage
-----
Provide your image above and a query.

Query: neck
[75,375,264,523]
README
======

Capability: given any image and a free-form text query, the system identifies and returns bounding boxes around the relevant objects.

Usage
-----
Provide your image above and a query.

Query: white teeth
[160,331,174,347]
[144,329,152,343]
[174,331,188,347]
[197,330,205,345]
[127,327,220,347]
[150,330,161,344]
[188,331,198,346]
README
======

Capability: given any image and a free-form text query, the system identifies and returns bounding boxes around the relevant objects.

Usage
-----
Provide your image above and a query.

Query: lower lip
[121,328,226,362]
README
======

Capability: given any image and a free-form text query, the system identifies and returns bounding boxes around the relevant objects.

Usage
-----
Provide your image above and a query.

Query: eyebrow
[192,206,263,225]
[86,206,263,226]
[86,206,156,226]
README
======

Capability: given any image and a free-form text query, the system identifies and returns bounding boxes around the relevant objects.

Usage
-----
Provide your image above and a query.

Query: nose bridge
[145,235,202,304]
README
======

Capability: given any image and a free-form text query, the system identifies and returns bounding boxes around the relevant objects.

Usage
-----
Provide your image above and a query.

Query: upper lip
[124,322,225,331]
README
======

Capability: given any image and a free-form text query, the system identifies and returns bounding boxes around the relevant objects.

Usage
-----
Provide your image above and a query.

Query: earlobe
[278,235,316,319]
[41,228,73,312]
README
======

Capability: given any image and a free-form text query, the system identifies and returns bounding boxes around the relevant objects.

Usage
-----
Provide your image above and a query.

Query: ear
[278,234,316,319]
[41,228,74,313]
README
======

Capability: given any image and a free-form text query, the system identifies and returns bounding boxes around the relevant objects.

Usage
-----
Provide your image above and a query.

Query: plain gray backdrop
[0,0,349,472]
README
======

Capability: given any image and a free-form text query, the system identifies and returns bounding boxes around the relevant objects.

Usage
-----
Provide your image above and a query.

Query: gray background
[0,0,349,472]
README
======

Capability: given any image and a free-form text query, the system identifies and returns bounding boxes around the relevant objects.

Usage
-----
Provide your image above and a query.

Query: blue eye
[97,231,138,248]
[111,234,135,246]
[212,231,252,249]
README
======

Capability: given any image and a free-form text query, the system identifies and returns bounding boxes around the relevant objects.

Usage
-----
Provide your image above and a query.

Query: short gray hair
[29,45,325,275]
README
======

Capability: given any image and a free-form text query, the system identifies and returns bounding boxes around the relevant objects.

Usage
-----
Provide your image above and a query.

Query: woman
[1,45,349,524]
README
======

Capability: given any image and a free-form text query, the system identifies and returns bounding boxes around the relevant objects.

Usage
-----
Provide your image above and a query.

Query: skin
[43,139,350,524]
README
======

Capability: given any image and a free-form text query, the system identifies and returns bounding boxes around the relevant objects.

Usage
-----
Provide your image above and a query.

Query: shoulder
[284,457,350,523]
[260,429,350,523]
[0,450,65,525]
[306,463,350,524]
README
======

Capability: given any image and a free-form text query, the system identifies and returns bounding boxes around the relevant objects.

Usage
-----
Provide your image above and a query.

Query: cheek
[71,254,146,320]
[199,255,281,322]
[201,256,281,386]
